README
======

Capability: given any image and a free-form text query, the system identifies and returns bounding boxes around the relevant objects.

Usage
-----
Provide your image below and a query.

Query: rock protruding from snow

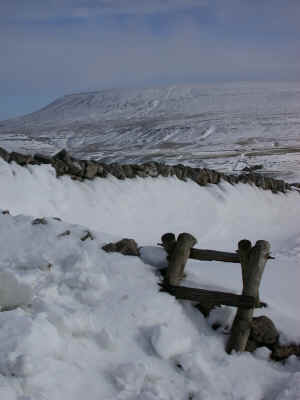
[102,238,140,256]
[250,316,279,348]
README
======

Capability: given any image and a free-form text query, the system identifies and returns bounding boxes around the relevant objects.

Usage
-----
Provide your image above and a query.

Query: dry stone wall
[0,147,295,194]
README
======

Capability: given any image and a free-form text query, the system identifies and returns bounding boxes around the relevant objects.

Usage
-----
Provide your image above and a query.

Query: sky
[0,0,300,120]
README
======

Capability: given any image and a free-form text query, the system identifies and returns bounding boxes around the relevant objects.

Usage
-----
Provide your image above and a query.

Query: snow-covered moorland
[0,159,300,399]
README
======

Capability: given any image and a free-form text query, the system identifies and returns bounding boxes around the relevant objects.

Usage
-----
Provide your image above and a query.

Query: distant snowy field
[0,160,300,399]
[1,82,300,182]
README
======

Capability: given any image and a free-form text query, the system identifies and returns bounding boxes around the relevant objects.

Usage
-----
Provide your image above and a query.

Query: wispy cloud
[0,0,208,21]
[0,0,299,100]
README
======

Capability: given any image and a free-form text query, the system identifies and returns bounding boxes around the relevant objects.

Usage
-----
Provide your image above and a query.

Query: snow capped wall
[0,159,299,250]
[0,159,300,400]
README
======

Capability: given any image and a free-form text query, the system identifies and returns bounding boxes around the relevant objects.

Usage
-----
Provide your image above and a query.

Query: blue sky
[0,0,299,120]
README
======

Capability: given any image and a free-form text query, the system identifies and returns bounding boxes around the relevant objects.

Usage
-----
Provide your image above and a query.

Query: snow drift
[0,159,300,400]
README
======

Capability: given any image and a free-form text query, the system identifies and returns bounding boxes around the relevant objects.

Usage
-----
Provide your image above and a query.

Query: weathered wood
[161,233,177,254]
[160,232,240,263]
[160,283,258,308]
[166,233,197,285]
[226,239,270,354]
[189,248,240,263]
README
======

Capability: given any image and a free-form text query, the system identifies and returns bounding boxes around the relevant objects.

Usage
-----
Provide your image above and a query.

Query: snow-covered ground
[0,160,300,399]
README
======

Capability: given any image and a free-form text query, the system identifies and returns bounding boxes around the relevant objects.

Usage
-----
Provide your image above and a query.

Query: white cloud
[0,0,299,97]
[0,19,298,97]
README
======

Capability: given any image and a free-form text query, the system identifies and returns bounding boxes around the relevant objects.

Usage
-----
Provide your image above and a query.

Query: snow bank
[0,160,299,247]
[0,160,299,399]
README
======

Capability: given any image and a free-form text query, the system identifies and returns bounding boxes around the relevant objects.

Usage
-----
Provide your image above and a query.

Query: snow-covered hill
[0,159,300,399]
[1,82,300,181]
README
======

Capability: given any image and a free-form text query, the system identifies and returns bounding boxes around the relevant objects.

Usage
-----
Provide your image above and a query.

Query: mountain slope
[0,83,299,181]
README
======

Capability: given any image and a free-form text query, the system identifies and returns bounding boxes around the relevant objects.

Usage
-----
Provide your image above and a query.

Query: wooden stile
[104,232,273,354]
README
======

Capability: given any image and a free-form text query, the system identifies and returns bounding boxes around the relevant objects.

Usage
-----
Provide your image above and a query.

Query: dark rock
[52,159,69,176]
[173,165,188,181]
[175,362,183,370]
[122,164,135,178]
[1,210,10,215]
[264,177,274,191]
[32,153,52,164]
[0,147,10,162]
[210,169,221,184]
[80,231,94,241]
[102,238,140,256]
[271,344,300,361]
[68,160,85,177]
[195,169,209,186]
[53,217,62,221]
[273,179,284,193]
[32,217,47,225]
[57,230,71,238]
[243,164,264,172]
[53,150,85,177]
[142,162,159,178]
[100,164,114,177]
[71,175,84,181]
[97,163,108,178]
[249,316,279,349]
[245,173,256,186]
[237,173,250,184]
[158,164,172,177]
[109,164,126,180]
[84,161,98,179]
[253,174,265,188]
[10,152,33,165]
[53,149,70,162]
[133,165,148,178]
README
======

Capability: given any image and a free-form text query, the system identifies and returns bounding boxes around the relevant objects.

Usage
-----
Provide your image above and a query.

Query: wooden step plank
[160,283,257,308]
[189,248,240,263]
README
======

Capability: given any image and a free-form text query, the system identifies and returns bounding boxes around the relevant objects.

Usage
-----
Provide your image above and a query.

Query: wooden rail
[160,232,240,263]
[160,283,259,309]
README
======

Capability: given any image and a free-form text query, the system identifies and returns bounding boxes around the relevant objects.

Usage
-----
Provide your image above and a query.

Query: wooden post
[161,233,177,255]
[226,239,271,354]
[166,233,197,286]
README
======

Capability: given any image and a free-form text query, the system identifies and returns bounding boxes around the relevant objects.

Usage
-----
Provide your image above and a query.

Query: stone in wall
[10,152,33,165]
[84,161,98,179]
[0,147,10,162]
